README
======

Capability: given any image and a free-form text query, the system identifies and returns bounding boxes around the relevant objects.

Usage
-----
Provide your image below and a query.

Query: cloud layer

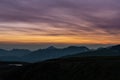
[0,0,120,45]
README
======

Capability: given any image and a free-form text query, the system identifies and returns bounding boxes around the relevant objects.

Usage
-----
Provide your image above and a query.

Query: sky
[0,0,120,49]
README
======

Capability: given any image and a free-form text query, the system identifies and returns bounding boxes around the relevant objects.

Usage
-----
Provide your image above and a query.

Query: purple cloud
[0,0,120,37]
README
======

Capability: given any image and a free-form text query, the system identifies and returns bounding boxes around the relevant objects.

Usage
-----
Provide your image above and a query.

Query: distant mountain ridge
[0,45,120,63]
[0,49,31,56]
[0,46,89,62]
[66,45,120,57]
[23,46,89,62]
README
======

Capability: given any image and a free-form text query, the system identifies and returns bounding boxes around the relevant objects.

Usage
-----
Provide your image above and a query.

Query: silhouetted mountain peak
[46,46,57,50]
[109,45,120,51]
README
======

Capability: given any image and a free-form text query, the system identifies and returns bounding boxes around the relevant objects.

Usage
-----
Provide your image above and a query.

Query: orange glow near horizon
[0,22,119,45]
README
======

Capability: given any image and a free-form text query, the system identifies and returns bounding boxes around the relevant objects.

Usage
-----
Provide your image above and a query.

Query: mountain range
[0,45,120,62]
[0,45,120,80]
[66,45,120,57]
[0,46,89,62]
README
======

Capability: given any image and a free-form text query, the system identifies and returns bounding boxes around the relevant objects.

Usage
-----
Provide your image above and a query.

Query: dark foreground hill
[1,56,120,80]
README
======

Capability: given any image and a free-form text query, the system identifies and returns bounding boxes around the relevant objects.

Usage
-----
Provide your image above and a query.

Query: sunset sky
[0,0,120,49]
